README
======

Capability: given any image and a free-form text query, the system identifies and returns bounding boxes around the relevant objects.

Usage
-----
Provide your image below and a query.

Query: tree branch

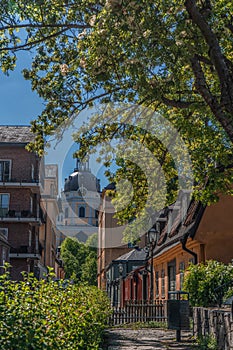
[0,22,90,31]
[191,54,233,140]
[0,28,69,52]
[162,96,195,108]
[185,0,233,115]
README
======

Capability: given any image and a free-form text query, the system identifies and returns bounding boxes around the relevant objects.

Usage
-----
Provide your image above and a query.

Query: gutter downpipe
[180,236,198,265]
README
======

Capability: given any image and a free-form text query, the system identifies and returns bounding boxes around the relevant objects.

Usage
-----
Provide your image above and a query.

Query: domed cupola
[64,158,100,193]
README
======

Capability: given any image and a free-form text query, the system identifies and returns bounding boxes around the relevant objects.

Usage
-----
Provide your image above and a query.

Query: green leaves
[0,267,110,349]
[60,236,97,285]
[183,260,233,307]
[0,0,233,232]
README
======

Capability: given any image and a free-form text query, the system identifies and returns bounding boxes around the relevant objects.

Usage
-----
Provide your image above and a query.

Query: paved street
[103,328,198,350]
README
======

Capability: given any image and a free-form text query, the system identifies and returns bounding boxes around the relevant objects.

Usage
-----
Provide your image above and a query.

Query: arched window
[79,206,85,218]
[50,184,54,197]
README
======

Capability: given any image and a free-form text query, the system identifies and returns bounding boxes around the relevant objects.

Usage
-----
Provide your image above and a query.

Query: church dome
[64,163,100,193]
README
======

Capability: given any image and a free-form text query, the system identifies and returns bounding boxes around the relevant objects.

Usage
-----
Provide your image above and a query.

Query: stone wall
[193,307,233,350]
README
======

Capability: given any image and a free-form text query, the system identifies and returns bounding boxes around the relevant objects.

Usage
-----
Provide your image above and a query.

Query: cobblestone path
[103,328,198,350]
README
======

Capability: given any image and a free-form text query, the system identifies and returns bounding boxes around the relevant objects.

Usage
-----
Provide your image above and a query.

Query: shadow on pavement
[102,328,198,350]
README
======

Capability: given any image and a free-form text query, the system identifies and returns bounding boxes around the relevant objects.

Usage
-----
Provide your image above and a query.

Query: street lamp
[118,263,124,276]
[147,227,158,301]
[148,227,158,244]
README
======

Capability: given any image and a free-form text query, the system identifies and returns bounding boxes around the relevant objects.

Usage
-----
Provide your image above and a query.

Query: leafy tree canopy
[60,236,97,285]
[183,260,233,307]
[0,0,233,236]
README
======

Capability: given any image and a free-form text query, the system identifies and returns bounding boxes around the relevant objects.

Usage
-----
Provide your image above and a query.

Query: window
[156,221,160,233]
[30,197,33,212]
[28,230,32,247]
[2,247,7,265]
[65,208,69,218]
[142,273,148,300]
[79,206,85,218]
[31,164,34,181]
[0,228,8,240]
[0,160,11,181]
[168,260,176,296]
[50,184,54,197]
[161,269,165,297]
[189,257,195,264]
[179,262,185,290]
[155,271,159,297]
[0,194,9,216]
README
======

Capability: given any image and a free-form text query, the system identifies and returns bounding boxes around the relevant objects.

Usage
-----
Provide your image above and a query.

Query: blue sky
[0,52,109,190]
[0,52,44,125]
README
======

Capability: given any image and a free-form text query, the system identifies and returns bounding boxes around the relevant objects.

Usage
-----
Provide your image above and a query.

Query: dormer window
[167,211,172,234]
[156,221,160,233]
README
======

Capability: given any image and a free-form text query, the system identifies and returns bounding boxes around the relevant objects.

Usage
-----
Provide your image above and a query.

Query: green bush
[197,335,218,350]
[0,266,111,349]
[183,260,233,307]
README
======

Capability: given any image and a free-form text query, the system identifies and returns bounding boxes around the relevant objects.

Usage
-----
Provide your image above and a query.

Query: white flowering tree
[0,0,233,229]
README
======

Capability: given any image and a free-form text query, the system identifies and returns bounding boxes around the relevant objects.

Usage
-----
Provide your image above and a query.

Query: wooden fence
[109,300,167,326]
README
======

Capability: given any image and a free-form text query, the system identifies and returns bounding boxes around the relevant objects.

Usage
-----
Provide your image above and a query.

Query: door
[168,260,176,298]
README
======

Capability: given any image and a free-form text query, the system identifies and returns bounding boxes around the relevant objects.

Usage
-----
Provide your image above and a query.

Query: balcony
[0,208,42,224]
[0,178,40,192]
[9,246,41,259]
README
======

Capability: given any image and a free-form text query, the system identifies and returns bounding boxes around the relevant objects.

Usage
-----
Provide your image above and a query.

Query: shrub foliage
[60,236,97,286]
[0,266,110,349]
[183,260,233,307]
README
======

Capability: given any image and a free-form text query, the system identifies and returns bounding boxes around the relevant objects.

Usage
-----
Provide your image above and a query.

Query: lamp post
[148,227,158,301]
[117,263,124,306]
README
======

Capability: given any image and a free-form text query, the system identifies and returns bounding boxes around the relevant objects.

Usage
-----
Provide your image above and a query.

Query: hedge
[0,267,111,349]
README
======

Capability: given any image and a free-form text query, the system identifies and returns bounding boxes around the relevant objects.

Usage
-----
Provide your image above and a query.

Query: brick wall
[0,188,32,211]
[0,146,40,182]
[10,259,29,280]
[1,223,29,247]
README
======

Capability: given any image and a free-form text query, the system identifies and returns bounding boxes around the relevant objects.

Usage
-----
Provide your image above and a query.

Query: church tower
[56,158,101,242]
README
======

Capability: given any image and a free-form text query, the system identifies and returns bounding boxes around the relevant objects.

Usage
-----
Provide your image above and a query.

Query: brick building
[0,228,10,274]
[0,126,58,279]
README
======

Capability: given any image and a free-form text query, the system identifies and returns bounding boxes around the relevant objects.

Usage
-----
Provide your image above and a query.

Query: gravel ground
[102,328,198,350]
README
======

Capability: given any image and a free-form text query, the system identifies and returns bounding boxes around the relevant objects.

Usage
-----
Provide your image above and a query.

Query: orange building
[120,191,233,302]
[151,193,233,300]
